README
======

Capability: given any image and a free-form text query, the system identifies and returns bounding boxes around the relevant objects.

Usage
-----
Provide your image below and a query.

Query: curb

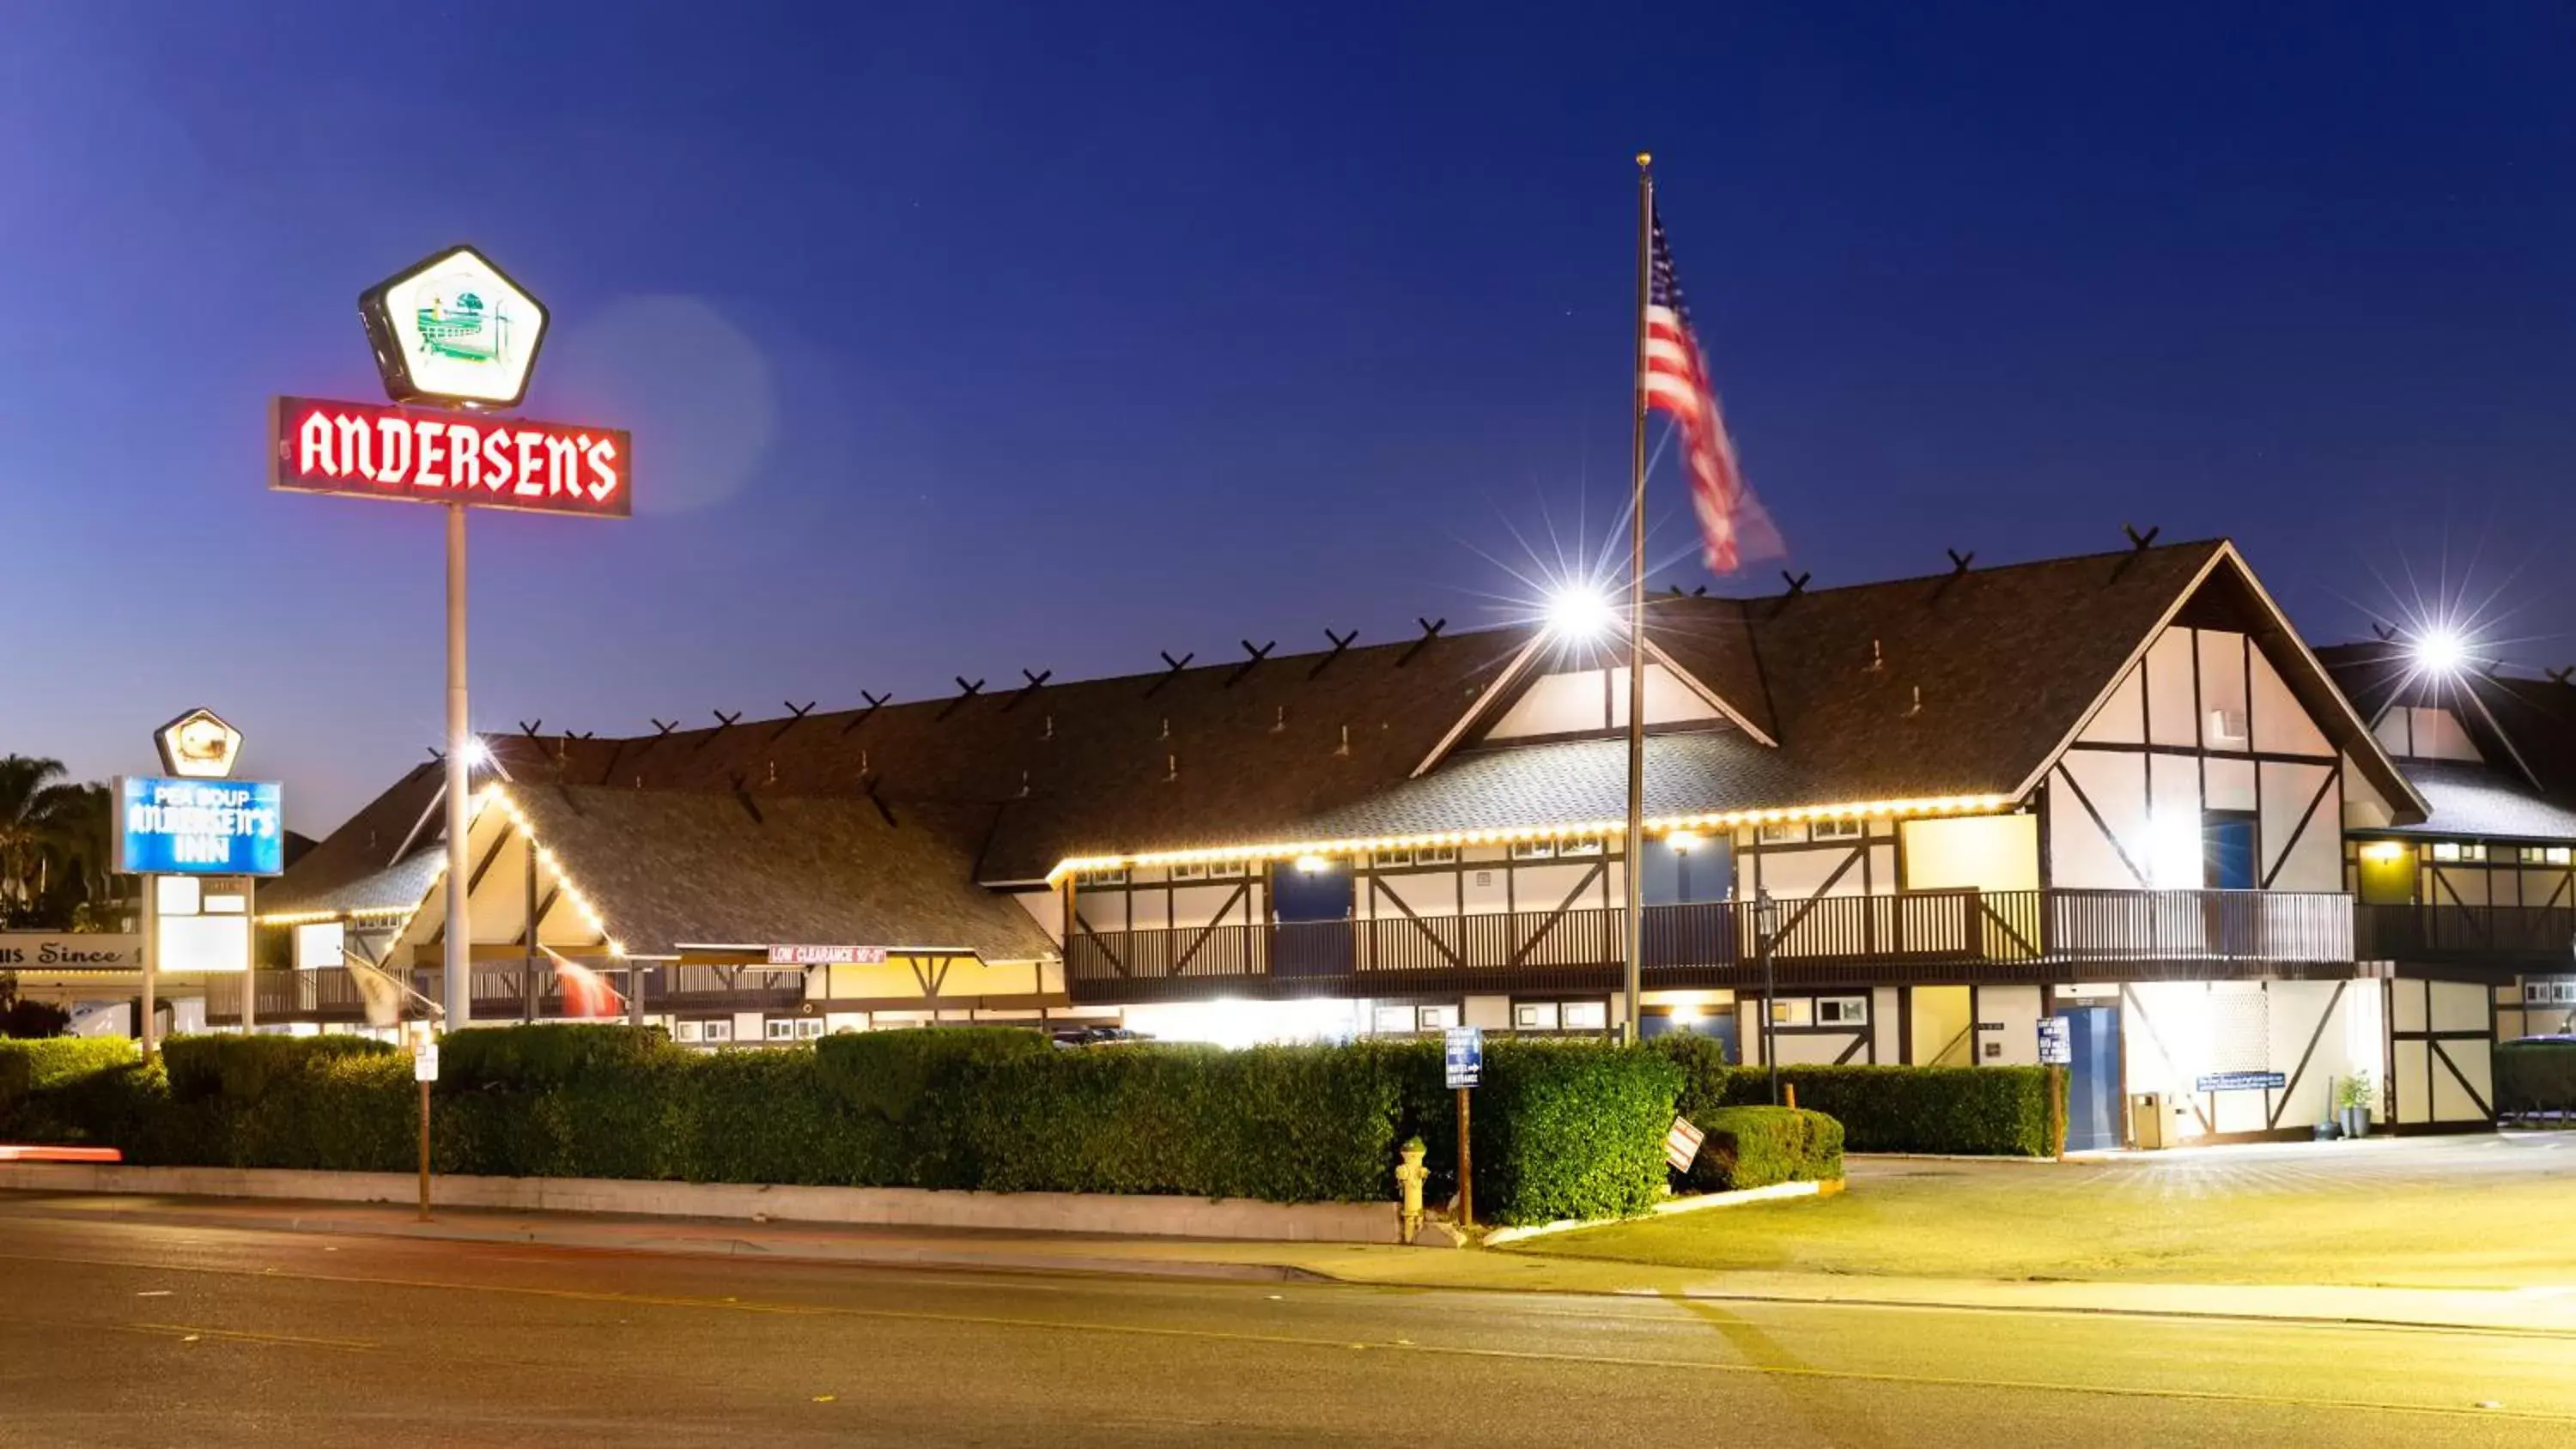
[0,1197,1328,1284]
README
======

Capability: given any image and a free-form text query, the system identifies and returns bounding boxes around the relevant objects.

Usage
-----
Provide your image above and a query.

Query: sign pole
[1455,1087,1473,1232]
[443,501,473,1028]
[417,1077,433,1221]
[242,876,258,1034]
[414,1030,439,1221]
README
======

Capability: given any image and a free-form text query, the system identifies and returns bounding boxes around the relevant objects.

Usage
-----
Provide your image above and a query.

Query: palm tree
[0,755,84,926]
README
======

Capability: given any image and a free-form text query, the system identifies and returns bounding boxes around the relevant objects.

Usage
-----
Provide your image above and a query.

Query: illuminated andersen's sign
[114,776,286,877]
[270,396,632,518]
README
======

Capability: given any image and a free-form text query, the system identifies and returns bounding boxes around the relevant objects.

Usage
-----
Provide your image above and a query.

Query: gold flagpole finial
[1636,151,1652,169]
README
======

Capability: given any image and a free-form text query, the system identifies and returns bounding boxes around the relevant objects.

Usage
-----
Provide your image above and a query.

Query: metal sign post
[1444,1026,1482,1231]
[444,501,471,1028]
[413,1036,439,1220]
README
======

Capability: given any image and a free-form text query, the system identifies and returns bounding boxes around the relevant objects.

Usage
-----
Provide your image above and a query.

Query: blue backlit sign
[114,776,285,876]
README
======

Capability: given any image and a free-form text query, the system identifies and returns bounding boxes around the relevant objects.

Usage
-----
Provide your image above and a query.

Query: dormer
[2372,705,2483,764]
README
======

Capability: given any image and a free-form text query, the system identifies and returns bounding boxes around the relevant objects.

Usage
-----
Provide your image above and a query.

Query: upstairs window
[1758,822,1807,846]
[1812,819,1862,842]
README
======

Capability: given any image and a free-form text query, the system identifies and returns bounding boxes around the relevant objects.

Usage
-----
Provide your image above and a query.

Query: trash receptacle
[2129,1093,2166,1150]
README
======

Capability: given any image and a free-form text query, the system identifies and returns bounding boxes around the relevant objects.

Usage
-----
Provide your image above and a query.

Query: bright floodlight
[1546,585,1617,642]
[2413,627,2468,676]
[461,737,494,768]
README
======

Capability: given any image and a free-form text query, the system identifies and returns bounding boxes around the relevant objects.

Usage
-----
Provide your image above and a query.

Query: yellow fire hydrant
[1394,1137,1430,1245]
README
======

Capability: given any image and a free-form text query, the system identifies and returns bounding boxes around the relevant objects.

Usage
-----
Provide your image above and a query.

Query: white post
[140,876,159,1064]
[443,502,473,1028]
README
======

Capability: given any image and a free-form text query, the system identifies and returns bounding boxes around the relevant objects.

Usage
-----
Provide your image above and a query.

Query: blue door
[2203,812,2257,890]
[1271,860,1354,979]
[2057,1005,2120,1151]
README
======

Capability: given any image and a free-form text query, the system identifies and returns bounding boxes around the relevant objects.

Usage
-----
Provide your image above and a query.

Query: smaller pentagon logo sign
[360,246,550,409]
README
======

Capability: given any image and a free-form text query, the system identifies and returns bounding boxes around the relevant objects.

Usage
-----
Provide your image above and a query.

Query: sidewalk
[9,1187,2575,1337]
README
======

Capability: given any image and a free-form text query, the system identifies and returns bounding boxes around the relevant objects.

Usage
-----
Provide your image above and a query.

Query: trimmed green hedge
[1725,1065,2054,1156]
[3,1027,1681,1223]
[2499,1041,2576,1115]
[164,1034,395,1102]
[1700,1106,1844,1191]
[1649,1038,2056,1157]
[0,1036,138,1090]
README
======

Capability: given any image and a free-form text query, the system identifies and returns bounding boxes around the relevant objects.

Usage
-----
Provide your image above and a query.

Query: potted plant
[2335,1070,2375,1140]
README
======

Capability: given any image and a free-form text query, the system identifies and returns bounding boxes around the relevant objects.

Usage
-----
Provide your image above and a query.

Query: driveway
[1519,1131,2576,1288]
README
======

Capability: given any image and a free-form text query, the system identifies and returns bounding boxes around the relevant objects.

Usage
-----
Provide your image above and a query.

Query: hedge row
[2498,1041,2576,1115]
[0,1028,1686,1226]
[1700,1106,1844,1191]
[1654,1036,2056,1157]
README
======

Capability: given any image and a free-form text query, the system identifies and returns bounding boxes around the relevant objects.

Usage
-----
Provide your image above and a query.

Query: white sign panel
[1665,1116,1706,1173]
[361,246,550,408]
[414,1043,440,1083]
[766,945,890,966]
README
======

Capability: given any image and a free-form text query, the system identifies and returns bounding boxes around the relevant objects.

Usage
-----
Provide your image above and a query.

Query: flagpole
[1623,153,1653,1045]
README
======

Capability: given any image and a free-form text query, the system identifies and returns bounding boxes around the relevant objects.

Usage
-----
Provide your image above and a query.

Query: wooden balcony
[205,962,810,1025]
[1065,888,2360,1003]
[2355,902,2575,976]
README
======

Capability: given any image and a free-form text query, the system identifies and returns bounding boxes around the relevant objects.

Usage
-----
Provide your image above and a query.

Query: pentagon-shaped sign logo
[359,245,550,409]
[155,707,244,779]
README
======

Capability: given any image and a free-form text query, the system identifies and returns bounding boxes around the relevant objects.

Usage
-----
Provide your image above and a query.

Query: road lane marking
[119,1321,380,1352]
[3,1248,2570,1426]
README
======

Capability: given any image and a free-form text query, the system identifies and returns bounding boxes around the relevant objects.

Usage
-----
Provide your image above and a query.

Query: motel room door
[2055,1003,2121,1152]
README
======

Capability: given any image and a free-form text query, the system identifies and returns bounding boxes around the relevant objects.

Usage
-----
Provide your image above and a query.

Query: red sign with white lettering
[269,396,632,518]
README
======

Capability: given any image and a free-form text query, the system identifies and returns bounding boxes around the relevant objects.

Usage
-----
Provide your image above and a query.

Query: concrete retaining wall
[0,1162,1407,1243]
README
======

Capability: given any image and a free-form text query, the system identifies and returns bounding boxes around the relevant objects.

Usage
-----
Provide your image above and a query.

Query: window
[2522,847,2549,865]
[2207,707,2248,743]
[1559,1001,1609,1031]
[1510,840,1557,861]
[793,1018,824,1040]
[1374,848,1413,868]
[702,1020,733,1043]
[1415,846,1458,866]
[1769,997,1814,1027]
[1514,1002,1560,1031]
[1075,867,1128,887]
[1416,1004,1460,1031]
[2553,848,2573,867]
[1758,822,1807,846]
[1558,837,1605,857]
[674,1021,703,1043]
[1209,860,1249,878]
[764,1018,796,1041]
[1372,1005,1415,1034]
[1812,819,1862,842]
[2430,841,2487,864]
[1170,863,1208,882]
[1816,996,1868,1027]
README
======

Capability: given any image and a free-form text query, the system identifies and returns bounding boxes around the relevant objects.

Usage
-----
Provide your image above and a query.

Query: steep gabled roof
[511,785,1056,960]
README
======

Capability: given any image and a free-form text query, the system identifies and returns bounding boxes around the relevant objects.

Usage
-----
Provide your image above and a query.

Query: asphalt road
[0,1213,2567,1447]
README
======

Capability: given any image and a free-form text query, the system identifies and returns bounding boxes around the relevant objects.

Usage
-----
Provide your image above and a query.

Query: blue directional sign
[1445,1025,1483,1089]
[113,775,285,876]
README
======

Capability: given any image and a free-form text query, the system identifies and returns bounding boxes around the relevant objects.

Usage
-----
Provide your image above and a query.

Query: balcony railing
[2356,901,2576,971]
[206,961,810,1025]
[1066,888,2357,1003]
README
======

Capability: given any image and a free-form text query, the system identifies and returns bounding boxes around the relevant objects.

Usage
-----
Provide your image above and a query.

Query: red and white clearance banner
[270,395,632,518]
[767,945,890,966]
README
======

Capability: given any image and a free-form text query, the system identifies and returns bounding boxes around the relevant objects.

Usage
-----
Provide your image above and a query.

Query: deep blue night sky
[5,4,2572,829]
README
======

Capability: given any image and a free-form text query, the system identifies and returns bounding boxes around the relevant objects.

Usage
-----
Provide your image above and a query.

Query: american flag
[545,945,626,1018]
[1643,203,1773,572]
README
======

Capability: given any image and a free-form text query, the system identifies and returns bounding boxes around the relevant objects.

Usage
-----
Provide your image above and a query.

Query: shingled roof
[509,785,1057,960]
[276,538,2419,922]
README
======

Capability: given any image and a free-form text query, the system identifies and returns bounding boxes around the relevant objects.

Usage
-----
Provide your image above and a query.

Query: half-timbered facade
[242,537,2483,1147]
